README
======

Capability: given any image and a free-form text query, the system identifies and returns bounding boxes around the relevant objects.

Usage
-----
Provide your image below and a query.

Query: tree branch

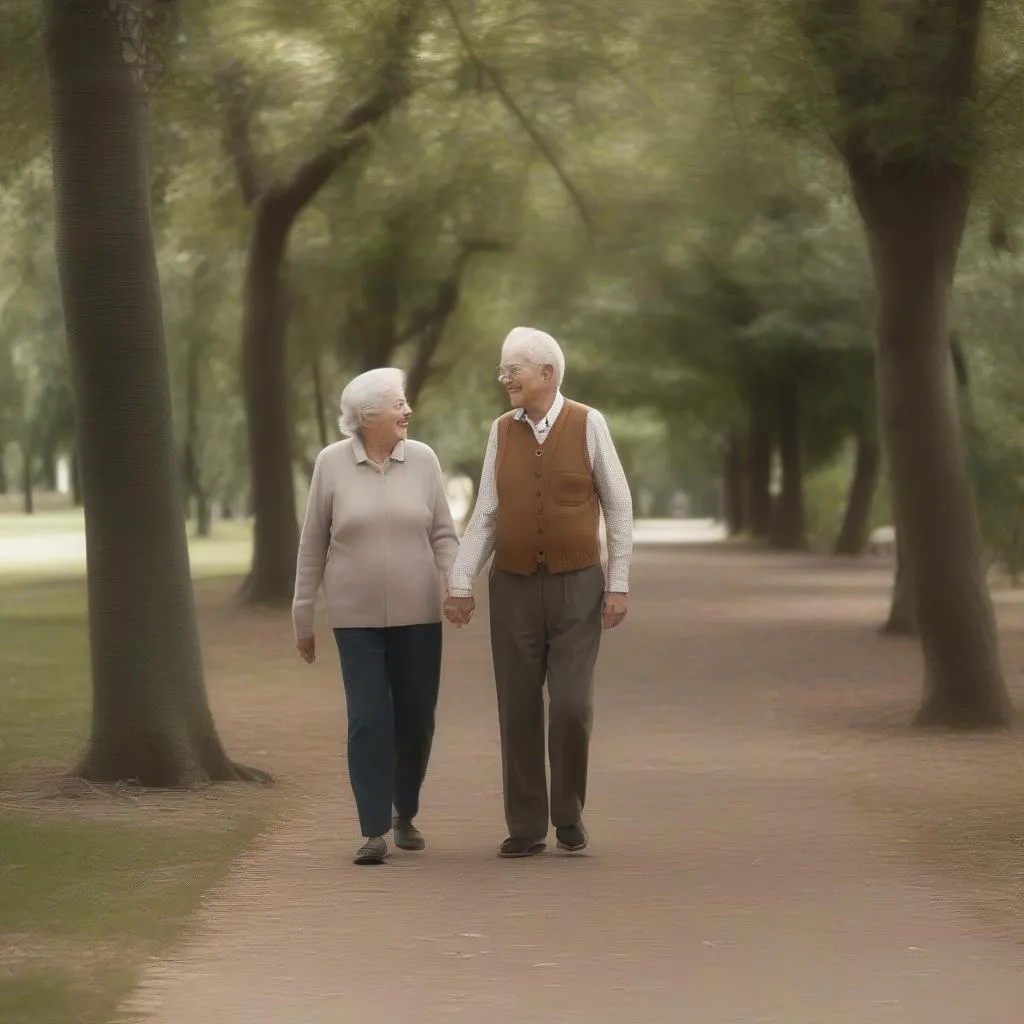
[267,136,367,223]
[397,239,506,346]
[402,239,506,403]
[215,62,263,206]
[221,0,425,217]
[439,0,594,241]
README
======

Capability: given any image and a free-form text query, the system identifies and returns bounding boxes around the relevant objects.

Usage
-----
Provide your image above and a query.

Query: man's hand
[444,594,475,627]
[602,592,628,630]
[296,635,316,663]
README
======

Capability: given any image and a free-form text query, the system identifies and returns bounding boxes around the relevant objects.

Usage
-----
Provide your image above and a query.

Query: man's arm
[587,409,633,594]
[447,420,500,597]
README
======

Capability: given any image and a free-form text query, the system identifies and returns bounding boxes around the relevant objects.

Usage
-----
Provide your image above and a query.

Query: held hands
[444,594,475,627]
[296,635,316,664]
[602,592,628,630]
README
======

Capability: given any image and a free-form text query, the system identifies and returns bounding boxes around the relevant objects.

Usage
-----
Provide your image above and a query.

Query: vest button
[535,449,543,457]
[535,491,541,497]
[537,528,543,535]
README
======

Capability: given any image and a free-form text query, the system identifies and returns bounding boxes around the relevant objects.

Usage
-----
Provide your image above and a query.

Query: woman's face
[363,391,412,449]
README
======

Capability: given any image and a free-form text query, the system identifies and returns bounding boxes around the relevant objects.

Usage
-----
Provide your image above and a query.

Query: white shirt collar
[351,436,406,464]
[514,391,564,431]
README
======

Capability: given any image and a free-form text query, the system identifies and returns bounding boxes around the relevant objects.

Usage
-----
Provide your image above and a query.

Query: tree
[794,0,1013,726]
[832,403,881,556]
[45,0,268,785]
[217,0,427,606]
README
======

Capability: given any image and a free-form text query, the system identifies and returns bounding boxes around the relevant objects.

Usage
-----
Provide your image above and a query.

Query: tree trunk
[20,438,34,515]
[723,427,747,536]
[41,439,59,491]
[195,490,212,539]
[69,440,82,506]
[768,379,805,550]
[237,203,301,604]
[882,540,916,636]
[182,296,211,539]
[747,400,774,539]
[45,0,269,786]
[833,428,881,556]
[219,8,424,604]
[851,158,1013,728]
[311,352,330,450]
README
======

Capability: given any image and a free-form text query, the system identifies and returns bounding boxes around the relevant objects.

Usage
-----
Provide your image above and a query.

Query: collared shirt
[351,435,406,466]
[448,392,633,595]
[292,436,458,636]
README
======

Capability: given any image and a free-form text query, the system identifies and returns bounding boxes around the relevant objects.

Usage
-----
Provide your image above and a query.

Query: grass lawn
[0,510,283,1024]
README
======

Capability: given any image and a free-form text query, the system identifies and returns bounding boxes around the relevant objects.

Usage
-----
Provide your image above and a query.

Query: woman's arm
[292,452,331,640]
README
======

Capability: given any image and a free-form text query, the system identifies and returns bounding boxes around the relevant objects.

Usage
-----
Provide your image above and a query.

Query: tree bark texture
[851,157,1013,728]
[45,0,269,785]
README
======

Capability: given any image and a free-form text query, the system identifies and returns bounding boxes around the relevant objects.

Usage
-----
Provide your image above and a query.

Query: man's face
[497,351,552,410]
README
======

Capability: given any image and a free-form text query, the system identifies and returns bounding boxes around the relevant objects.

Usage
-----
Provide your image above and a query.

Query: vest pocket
[549,471,594,507]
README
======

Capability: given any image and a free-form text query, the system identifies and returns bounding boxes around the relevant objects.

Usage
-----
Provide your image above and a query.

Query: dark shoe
[498,836,546,858]
[354,836,388,865]
[555,823,588,852]
[393,816,425,851]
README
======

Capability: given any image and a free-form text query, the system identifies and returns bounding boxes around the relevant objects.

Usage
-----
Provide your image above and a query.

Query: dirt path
[118,543,1024,1023]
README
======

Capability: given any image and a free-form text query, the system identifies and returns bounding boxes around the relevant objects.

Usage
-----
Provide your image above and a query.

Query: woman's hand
[296,635,316,663]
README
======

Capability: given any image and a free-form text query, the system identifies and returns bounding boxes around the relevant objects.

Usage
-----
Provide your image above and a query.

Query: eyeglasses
[496,364,529,384]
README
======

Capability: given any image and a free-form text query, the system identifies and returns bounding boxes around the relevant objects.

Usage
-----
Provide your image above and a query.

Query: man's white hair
[338,367,405,438]
[501,326,565,387]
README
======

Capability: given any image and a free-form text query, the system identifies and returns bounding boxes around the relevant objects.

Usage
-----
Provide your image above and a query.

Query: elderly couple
[292,327,634,865]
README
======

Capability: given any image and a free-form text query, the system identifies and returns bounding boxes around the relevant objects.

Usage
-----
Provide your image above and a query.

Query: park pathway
[120,533,1024,1023]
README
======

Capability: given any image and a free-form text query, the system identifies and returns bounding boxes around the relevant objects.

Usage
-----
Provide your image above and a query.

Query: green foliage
[4,0,1024,533]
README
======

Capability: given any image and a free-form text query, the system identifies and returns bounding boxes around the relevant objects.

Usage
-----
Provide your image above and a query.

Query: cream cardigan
[292,437,459,637]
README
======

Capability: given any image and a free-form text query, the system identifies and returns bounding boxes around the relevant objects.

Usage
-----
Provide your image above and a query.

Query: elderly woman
[293,367,459,865]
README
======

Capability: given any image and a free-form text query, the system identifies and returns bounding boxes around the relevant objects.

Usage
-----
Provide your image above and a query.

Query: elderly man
[445,326,633,858]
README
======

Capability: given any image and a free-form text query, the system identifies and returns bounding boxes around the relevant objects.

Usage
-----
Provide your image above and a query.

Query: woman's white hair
[501,326,566,387]
[338,367,405,438]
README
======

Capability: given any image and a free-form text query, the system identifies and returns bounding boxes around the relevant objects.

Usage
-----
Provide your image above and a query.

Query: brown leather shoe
[555,823,588,852]
[393,817,425,851]
[498,836,546,858]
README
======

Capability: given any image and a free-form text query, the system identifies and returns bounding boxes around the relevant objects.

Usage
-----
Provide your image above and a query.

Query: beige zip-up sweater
[292,437,459,637]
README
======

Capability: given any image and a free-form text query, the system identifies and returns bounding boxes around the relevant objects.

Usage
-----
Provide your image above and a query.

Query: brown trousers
[488,563,605,838]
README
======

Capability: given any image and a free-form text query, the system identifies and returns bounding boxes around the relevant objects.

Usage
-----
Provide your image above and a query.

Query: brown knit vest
[493,399,601,576]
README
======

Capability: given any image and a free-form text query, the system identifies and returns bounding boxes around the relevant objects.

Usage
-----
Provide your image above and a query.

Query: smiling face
[498,350,556,415]
[362,390,412,452]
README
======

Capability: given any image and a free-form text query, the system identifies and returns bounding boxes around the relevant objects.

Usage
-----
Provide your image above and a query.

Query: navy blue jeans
[332,623,443,838]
